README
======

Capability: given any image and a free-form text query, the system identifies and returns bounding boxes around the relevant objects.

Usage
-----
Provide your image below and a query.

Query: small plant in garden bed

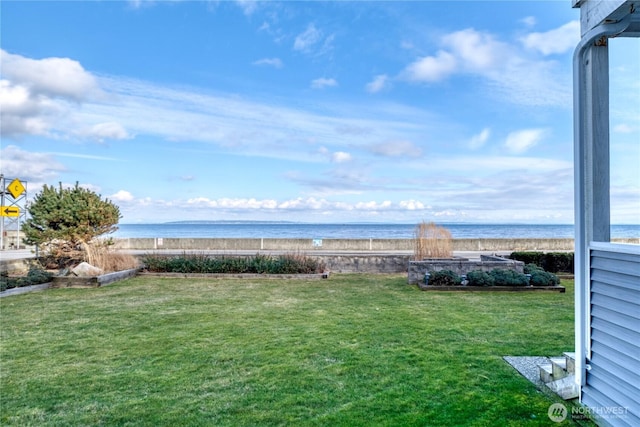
[524,264,561,287]
[488,269,529,287]
[0,263,53,292]
[427,270,461,286]
[141,253,327,275]
[466,270,495,287]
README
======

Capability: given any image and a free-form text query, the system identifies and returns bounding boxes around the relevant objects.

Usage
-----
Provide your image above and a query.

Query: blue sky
[1,1,638,224]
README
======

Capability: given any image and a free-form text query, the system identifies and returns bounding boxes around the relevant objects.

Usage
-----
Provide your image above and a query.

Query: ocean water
[113,223,640,240]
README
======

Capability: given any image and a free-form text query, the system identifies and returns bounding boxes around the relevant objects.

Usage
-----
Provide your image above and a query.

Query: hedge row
[509,251,574,273]
[141,253,326,275]
[427,266,560,287]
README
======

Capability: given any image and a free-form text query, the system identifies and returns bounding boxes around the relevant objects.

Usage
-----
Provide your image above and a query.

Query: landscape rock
[72,262,103,277]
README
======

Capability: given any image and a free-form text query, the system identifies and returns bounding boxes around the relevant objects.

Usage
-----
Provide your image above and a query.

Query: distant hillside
[163,220,298,225]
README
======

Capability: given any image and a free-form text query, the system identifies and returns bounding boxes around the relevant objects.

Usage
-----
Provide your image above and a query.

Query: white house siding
[582,243,640,427]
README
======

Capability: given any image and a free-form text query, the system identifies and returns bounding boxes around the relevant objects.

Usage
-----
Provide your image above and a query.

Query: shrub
[0,264,53,292]
[141,253,326,275]
[509,251,544,266]
[22,182,121,259]
[509,252,574,273]
[541,253,574,273]
[489,269,529,287]
[529,270,560,287]
[466,270,495,287]
[523,263,544,274]
[428,270,461,286]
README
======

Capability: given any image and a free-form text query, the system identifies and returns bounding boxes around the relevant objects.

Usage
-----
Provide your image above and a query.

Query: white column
[573,16,630,392]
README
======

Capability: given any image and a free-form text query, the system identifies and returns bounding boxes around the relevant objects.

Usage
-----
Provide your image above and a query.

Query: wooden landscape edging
[50,268,140,288]
[417,285,565,293]
[137,272,330,280]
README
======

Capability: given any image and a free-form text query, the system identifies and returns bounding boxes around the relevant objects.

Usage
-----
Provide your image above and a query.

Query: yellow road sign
[1,206,20,217]
[7,179,25,199]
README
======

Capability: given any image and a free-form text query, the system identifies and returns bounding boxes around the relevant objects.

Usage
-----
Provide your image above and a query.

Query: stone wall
[313,255,412,273]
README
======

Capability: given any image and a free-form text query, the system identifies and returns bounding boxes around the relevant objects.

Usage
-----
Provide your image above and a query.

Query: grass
[1,274,579,426]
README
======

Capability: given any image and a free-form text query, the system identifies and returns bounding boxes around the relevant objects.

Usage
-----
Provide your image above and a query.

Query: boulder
[71,262,103,277]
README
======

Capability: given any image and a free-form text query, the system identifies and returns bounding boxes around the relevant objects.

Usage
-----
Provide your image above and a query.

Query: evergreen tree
[22,182,121,250]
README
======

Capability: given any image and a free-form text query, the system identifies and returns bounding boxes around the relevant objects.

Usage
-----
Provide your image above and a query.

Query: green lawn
[1,274,578,426]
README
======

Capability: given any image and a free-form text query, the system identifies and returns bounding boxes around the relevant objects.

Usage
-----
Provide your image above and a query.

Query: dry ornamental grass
[83,240,139,272]
[413,221,453,260]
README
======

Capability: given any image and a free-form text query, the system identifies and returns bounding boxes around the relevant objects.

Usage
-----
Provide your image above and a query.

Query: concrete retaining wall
[314,255,412,273]
[108,237,620,252]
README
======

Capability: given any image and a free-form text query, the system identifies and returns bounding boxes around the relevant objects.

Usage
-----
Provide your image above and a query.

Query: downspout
[573,15,632,397]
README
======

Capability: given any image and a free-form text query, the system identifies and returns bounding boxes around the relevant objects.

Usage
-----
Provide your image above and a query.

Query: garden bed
[407,255,524,285]
[138,272,329,280]
[417,284,565,292]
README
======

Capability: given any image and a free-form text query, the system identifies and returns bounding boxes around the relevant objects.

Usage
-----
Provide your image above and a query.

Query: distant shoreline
[139,221,579,226]
[113,223,640,240]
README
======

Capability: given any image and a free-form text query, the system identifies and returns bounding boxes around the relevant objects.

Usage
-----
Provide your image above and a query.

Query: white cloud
[403,50,457,82]
[355,200,392,210]
[520,16,537,28]
[504,129,547,154]
[331,151,352,163]
[366,74,389,94]
[369,140,423,157]
[404,29,509,83]
[293,23,334,56]
[185,197,405,214]
[0,49,100,138]
[399,200,426,210]
[68,74,444,166]
[294,23,322,52]
[252,57,283,68]
[3,51,453,168]
[0,145,66,183]
[311,77,338,89]
[0,80,55,137]
[520,21,580,55]
[82,122,131,142]
[401,25,573,107]
[1,49,97,100]
[442,29,507,72]
[413,155,572,173]
[110,190,135,202]
[469,128,490,149]
[0,80,38,115]
[234,0,258,16]
[613,123,637,133]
